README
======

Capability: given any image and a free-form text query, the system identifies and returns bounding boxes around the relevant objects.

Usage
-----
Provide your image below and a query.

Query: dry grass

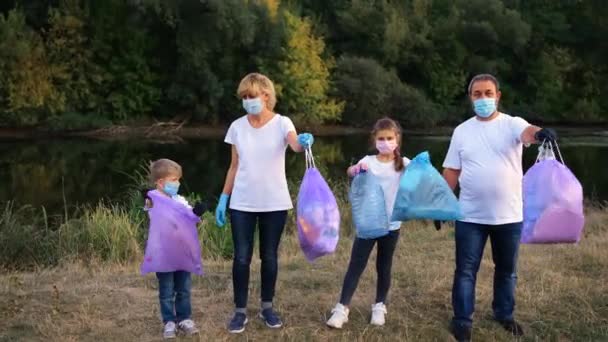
[1,209,607,342]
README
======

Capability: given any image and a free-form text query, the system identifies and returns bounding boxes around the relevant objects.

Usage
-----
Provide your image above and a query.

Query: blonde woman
[215,73,313,333]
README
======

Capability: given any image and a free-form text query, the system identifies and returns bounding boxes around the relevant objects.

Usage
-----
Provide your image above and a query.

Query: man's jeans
[452,221,522,327]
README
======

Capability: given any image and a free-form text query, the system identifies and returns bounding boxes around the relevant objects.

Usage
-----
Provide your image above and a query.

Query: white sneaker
[163,321,177,339]
[326,303,349,329]
[370,302,387,326]
[178,319,199,335]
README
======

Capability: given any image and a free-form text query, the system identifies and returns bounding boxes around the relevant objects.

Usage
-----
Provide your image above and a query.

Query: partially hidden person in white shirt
[326,117,410,329]
[442,74,557,342]
[214,73,313,334]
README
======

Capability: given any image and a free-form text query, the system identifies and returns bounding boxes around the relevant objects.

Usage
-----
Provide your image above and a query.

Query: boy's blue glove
[215,193,229,227]
[297,133,314,149]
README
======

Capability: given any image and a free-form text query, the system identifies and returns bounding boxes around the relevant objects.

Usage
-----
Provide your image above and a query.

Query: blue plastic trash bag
[391,151,462,221]
[140,190,203,275]
[349,171,389,239]
[296,148,340,262]
[522,141,584,244]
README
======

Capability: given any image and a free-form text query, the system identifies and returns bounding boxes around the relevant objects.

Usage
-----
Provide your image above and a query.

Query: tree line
[1,0,606,129]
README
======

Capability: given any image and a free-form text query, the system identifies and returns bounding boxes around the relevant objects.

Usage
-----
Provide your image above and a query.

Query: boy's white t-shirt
[225,114,296,212]
[442,113,530,225]
[359,155,411,230]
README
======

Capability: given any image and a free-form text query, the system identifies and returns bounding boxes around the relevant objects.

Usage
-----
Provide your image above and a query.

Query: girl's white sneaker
[326,303,349,329]
[370,302,387,326]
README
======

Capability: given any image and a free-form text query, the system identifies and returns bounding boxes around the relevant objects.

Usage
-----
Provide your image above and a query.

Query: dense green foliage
[1,0,606,128]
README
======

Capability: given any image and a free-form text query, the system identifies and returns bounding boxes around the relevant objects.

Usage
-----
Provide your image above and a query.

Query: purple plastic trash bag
[140,190,203,275]
[296,148,340,262]
[522,142,584,244]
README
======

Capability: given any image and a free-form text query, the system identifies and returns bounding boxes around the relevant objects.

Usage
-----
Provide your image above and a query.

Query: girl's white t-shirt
[359,155,411,230]
[225,114,296,212]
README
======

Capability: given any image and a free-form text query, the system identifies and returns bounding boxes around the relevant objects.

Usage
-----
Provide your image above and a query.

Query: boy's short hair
[237,73,277,110]
[149,159,182,184]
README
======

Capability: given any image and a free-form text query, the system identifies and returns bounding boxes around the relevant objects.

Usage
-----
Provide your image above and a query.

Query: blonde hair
[149,158,182,184]
[237,73,277,110]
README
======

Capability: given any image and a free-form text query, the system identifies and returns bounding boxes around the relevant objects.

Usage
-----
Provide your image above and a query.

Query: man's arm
[443,168,461,191]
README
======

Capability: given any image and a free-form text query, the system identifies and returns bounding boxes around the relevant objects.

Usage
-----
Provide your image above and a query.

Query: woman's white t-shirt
[359,155,411,230]
[225,114,296,212]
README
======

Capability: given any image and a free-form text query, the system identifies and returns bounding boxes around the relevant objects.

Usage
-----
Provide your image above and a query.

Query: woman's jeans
[230,209,287,309]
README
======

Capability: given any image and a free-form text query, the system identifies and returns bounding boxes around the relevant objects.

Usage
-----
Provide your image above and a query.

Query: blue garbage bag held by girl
[392,151,462,221]
[349,171,390,239]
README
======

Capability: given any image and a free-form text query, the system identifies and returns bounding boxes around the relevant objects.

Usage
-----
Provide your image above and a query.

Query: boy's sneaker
[163,321,177,339]
[178,319,199,336]
[228,312,248,334]
[326,303,349,329]
[370,302,387,326]
[496,319,524,336]
[259,308,283,328]
[449,321,472,342]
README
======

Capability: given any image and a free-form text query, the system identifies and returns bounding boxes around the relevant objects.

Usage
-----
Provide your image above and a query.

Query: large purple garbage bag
[296,148,340,262]
[522,143,584,244]
[140,190,203,275]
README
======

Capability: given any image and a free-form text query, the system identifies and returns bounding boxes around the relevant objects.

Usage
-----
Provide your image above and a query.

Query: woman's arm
[221,145,239,194]
[286,131,304,152]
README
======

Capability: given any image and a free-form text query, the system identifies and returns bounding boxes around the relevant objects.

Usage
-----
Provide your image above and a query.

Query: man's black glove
[192,201,210,217]
[534,128,557,142]
[433,220,442,231]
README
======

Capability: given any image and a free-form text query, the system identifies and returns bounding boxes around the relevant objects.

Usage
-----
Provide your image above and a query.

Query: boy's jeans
[156,271,192,323]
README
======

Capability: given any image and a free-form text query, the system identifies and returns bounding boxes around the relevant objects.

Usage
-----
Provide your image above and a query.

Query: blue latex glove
[297,133,314,149]
[215,193,229,227]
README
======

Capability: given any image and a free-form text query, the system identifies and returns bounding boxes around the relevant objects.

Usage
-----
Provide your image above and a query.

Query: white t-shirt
[442,113,530,225]
[225,114,296,212]
[359,155,411,230]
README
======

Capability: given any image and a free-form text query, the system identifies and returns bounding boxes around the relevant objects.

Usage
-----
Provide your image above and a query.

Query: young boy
[141,158,207,339]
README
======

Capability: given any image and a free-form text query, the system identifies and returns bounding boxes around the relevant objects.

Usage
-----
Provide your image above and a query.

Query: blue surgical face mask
[473,98,497,118]
[163,181,180,197]
[242,97,263,115]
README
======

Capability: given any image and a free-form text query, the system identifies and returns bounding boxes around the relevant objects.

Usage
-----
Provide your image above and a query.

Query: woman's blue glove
[297,133,314,149]
[215,193,229,227]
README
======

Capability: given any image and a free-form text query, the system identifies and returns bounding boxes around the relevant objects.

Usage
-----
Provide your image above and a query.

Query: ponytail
[393,146,404,172]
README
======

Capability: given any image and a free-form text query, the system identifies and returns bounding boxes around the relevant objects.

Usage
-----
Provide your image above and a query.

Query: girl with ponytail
[326,117,410,329]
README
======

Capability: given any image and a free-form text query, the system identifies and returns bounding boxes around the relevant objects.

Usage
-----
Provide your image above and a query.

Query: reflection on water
[1,134,607,214]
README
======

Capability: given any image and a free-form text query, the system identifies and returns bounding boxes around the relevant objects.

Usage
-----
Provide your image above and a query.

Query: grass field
[1,206,607,342]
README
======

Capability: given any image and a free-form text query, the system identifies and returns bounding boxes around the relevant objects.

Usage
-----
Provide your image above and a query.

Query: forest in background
[1,0,607,130]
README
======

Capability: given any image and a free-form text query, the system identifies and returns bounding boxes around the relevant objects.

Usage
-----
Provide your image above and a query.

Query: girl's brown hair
[371,117,404,172]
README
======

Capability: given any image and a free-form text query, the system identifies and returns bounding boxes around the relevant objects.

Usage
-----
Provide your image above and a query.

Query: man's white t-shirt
[359,155,411,230]
[443,113,530,225]
[225,114,296,212]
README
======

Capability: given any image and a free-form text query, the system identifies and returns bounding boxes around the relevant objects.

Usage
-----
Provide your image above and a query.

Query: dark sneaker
[228,313,248,334]
[450,321,472,342]
[496,319,524,336]
[259,308,283,328]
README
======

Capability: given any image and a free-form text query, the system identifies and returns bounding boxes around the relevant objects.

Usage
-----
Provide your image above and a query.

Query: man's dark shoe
[496,319,524,336]
[450,321,472,342]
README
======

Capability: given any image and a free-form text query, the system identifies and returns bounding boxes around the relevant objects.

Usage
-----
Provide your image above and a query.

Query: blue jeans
[156,271,192,323]
[230,210,287,309]
[452,221,522,327]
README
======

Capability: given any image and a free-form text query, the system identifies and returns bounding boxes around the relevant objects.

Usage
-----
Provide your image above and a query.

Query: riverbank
[1,123,607,141]
[1,207,606,341]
